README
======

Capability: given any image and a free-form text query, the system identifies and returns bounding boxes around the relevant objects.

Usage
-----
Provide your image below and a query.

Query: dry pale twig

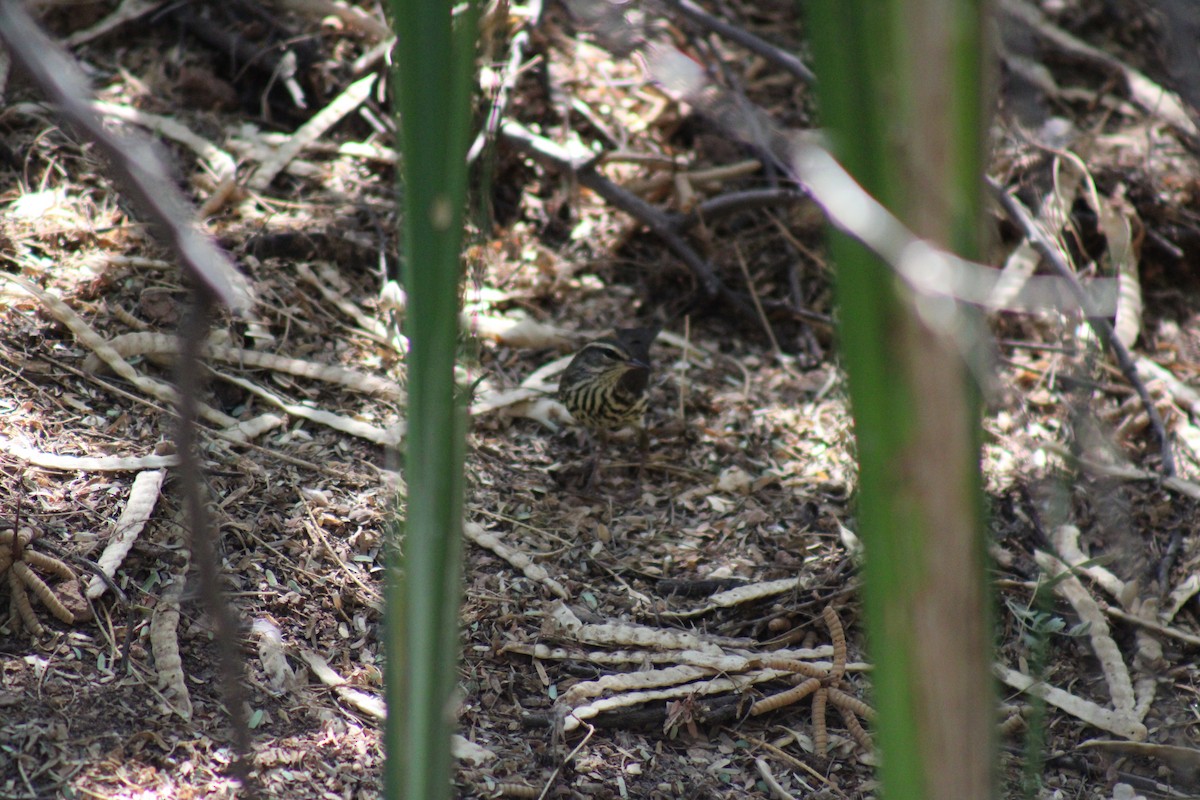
[463,522,568,600]
[505,641,855,674]
[93,101,236,185]
[0,437,180,472]
[219,371,402,447]
[84,331,402,400]
[754,756,800,800]
[1036,550,1138,719]
[250,73,378,191]
[149,515,192,720]
[1102,604,1200,648]
[87,468,167,599]
[658,576,804,619]
[252,616,297,692]
[994,663,1146,740]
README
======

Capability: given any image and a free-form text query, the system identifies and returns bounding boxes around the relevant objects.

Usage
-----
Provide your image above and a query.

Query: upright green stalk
[384,1,476,798]
[806,2,996,798]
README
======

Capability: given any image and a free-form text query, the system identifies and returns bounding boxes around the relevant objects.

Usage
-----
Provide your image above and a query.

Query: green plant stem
[806,1,996,797]
[384,1,477,798]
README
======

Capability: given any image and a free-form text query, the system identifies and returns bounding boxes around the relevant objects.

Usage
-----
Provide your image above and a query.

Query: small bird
[557,325,659,485]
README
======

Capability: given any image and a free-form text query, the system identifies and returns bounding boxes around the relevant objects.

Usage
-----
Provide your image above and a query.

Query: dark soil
[2,1,1200,798]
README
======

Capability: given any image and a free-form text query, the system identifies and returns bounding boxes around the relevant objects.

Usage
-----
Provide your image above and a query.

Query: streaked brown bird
[557,325,659,485]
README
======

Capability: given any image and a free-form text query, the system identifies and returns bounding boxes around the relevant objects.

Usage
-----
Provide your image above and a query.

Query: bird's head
[568,326,657,394]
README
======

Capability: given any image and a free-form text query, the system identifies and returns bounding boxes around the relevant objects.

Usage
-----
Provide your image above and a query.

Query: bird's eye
[601,349,622,360]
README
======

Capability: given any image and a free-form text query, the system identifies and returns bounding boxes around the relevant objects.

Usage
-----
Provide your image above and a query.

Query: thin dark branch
[0,0,251,314]
[175,292,256,794]
[987,176,1175,477]
[758,295,833,328]
[165,4,288,78]
[665,0,817,85]
[671,187,810,232]
[500,118,727,300]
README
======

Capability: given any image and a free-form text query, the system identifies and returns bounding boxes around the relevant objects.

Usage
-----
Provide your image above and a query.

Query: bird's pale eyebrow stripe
[583,342,626,359]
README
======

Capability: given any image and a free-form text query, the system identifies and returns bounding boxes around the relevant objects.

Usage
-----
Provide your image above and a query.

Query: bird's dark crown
[574,327,655,372]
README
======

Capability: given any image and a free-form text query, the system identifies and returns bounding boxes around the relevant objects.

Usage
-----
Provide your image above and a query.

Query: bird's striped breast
[558,363,648,430]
